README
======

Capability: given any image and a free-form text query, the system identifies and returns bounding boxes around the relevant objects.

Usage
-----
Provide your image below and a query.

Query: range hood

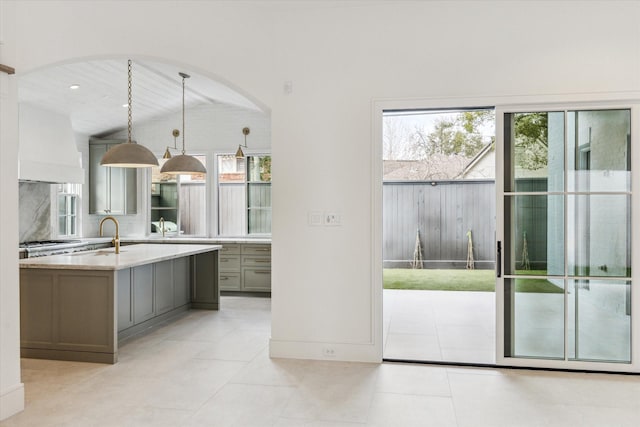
[18,104,84,184]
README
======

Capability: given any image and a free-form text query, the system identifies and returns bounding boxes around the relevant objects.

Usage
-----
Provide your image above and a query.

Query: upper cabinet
[89,139,137,215]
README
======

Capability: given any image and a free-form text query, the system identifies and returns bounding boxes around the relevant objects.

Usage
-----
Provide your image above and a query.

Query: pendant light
[163,129,180,159]
[236,127,250,158]
[100,60,159,168]
[160,72,206,175]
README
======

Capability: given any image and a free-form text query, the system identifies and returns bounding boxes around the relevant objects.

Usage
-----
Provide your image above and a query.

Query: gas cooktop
[19,240,81,248]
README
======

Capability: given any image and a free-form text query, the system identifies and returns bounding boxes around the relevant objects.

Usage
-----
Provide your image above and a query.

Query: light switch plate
[309,211,323,226]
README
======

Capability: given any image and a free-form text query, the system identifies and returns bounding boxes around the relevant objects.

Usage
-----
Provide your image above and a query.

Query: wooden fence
[383,180,496,269]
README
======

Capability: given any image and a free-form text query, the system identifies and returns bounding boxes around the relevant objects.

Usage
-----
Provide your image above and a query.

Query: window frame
[216,152,271,236]
[56,183,80,238]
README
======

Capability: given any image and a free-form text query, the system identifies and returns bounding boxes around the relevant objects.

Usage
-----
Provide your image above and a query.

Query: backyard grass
[383,268,563,293]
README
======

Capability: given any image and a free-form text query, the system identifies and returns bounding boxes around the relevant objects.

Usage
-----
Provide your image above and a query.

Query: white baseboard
[0,383,24,421]
[269,339,382,363]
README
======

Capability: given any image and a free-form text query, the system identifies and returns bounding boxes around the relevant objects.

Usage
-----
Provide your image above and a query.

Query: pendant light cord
[127,59,133,143]
[181,74,186,155]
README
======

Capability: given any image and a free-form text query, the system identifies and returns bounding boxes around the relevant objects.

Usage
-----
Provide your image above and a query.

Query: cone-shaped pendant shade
[235,145,245,158]
[163,147,172,159]
[160,154,206,174]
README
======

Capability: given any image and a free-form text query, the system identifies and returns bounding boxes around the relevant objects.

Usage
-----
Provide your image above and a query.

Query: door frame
[495,101,640,372]
[373,94,640,371]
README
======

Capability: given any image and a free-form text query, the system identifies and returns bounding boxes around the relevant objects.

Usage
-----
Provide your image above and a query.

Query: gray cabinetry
[154,260,173,315]
[192,251,219,309]
[219,244,241,291]
[117,269,134,332]
[173,256,190,307]
[132,264,154,324]
[20,246,220,364]
[89,139,137,215]
[20,269,116,364]
[219,243,271,292]
[150,181,178,232]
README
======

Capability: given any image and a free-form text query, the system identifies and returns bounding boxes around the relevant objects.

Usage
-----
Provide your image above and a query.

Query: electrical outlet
[322,347,336,357]
[324,213,341,226]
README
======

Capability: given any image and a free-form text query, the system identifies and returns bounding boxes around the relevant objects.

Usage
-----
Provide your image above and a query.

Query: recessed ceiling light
[69,84,80,90]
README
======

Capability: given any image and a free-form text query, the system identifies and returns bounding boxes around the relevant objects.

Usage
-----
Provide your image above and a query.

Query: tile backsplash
[19,182,52,242]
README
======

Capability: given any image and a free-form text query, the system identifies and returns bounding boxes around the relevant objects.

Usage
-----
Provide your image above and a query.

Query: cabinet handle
[254,248,270,252]
[253,270,271,274]
[252,259,271,263]
[220,276,229,280]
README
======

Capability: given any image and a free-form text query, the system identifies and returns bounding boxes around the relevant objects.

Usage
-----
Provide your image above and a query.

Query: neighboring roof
[457,142,495,179]
[383,154,468,180]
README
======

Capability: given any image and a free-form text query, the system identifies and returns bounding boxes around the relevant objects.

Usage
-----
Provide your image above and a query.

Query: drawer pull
[252,259,271,263]
[220,277,229,280]
[254,248,270,252]
[252,270,271,274]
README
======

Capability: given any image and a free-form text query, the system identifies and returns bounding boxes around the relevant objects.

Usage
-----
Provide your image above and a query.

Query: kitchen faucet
[159,217,166,237]
[99,216,121,254]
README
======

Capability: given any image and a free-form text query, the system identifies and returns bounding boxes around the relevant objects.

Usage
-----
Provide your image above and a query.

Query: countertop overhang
[19,243,222,271]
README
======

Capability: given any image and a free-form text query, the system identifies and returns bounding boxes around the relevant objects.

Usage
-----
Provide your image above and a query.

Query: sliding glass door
[497,106,637,370]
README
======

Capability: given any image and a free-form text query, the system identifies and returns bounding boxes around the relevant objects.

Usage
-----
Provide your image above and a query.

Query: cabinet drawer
[219,272,241,291]
[242,244,271,256]
[241,255,271,268]
[219,254,241,271]
[243,268,271,292]
[219,244,241,255]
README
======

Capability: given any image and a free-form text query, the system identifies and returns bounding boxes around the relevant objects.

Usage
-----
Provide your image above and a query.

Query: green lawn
[383,268,563,293]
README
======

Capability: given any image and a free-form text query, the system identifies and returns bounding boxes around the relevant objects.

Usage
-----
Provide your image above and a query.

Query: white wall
[2,4,640,418]
[0,0,24,421]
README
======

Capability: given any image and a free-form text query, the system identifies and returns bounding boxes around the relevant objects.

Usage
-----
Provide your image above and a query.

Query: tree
[410,110,492,160]
[383,116,414,160]
[513,112,548,170]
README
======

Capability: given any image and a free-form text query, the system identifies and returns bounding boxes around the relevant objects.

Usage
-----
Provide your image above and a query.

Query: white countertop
[120,237,271,244]
[19,243,222,271]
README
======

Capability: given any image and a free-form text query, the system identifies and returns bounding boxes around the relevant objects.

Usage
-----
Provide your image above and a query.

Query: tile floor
[383,290,495,364]
[2,296,640,427]
[384,286,631,364]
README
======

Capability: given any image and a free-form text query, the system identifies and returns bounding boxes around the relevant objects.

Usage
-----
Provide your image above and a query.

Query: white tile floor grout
[2,296,640,426]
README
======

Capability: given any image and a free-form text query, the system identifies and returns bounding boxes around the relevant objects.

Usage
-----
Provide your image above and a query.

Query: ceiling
[18,59,262,136]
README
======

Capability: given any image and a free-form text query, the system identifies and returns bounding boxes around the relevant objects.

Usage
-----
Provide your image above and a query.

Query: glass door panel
[568,279,631,363]
[567,194,631,278]
[501,107,632,367]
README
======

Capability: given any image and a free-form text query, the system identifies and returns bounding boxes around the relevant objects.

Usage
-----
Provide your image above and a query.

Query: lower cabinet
[219,243,271,293]
[133,264,154,324]
[154,260,174,315]
[117,269,134,332]
[192,251,219,309]
[173,256,190,307]
[117,256,193,335]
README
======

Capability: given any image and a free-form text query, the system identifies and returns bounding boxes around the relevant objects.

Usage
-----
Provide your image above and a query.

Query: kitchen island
[19,243,221,363]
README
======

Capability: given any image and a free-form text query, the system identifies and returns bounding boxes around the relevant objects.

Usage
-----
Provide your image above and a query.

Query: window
[383,109,495,181]
[218,154,271,236]
[57,183,80,237]
[150,156,206,236]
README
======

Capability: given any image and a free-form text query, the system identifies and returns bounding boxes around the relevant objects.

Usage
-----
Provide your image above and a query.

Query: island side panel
[19,271,54,345]
[20,269,117,364]
[191,251,219,310]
